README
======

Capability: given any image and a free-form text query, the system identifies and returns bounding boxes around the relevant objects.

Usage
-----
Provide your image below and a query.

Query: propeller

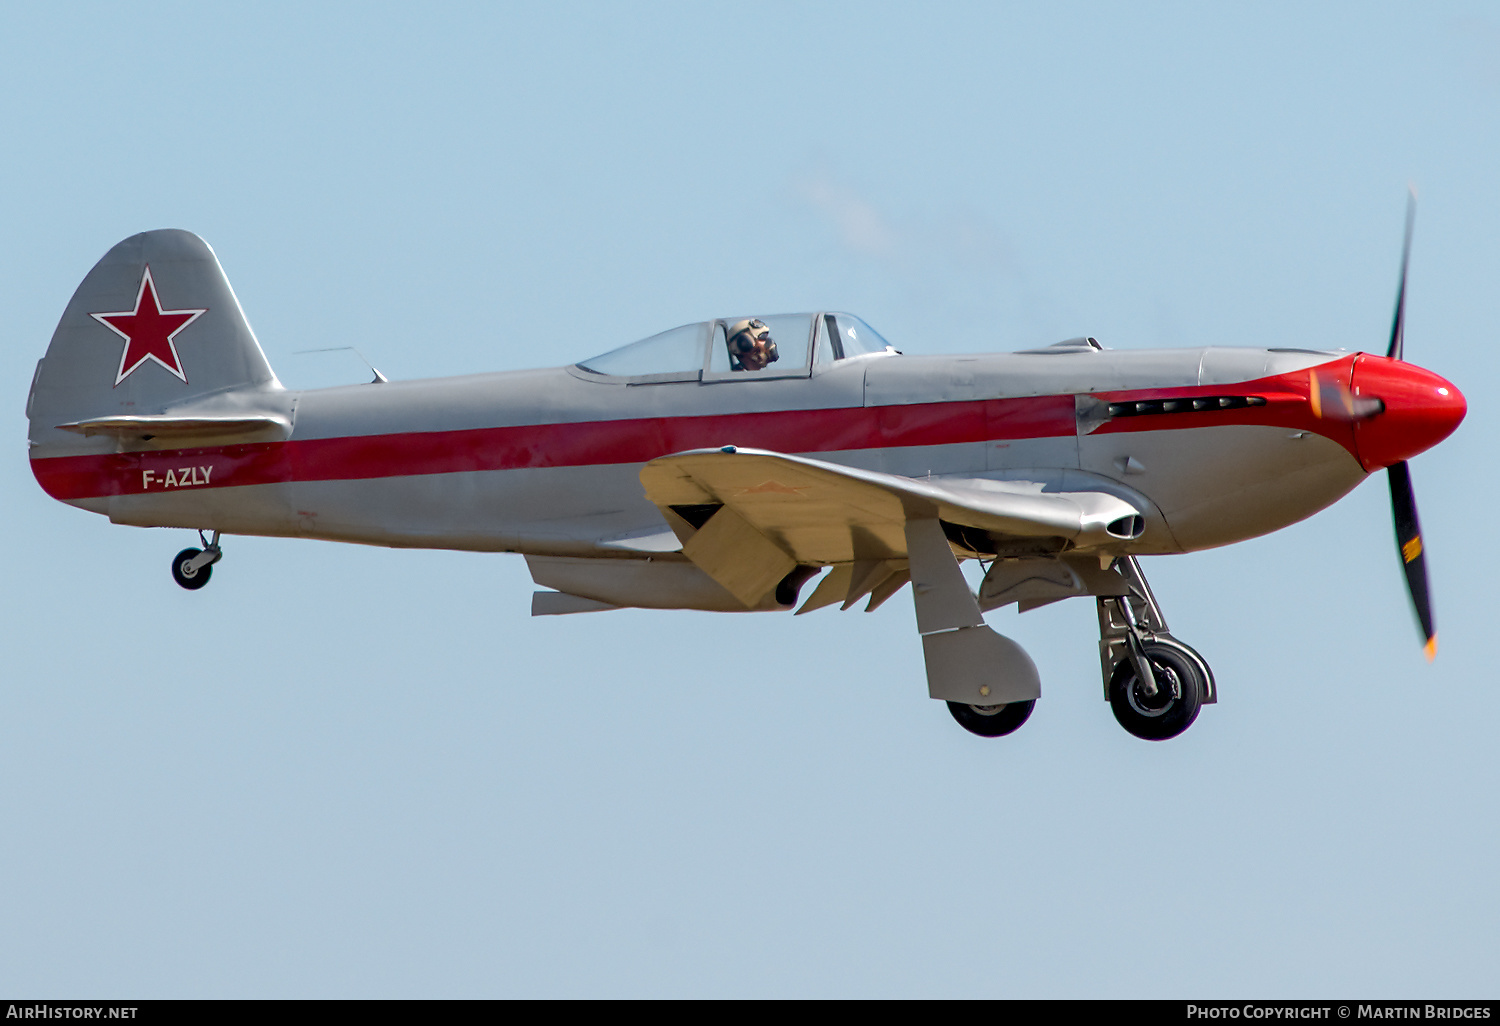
[1382,189,1437,660]
[1389,460,1436,660]
[1387,189,1416,362]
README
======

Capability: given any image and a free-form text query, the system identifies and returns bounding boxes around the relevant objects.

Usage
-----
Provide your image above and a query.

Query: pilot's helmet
[726,318,779,368]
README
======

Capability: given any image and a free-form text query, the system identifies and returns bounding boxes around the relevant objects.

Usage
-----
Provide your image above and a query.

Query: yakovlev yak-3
[27,210,1465,740]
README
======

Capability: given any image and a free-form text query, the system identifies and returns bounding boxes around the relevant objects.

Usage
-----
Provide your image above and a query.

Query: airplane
[25,208,1466,741]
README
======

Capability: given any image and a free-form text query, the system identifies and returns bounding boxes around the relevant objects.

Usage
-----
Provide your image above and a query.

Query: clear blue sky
[1,1,1496,997]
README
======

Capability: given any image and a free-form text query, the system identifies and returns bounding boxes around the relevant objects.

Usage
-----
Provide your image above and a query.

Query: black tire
[1154,636,1215,704]
[172,548,212,590]
[1108,642,1203,741]
[947,699,1035,738]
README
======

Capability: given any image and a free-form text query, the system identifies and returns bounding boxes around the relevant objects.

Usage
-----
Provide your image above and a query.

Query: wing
[639,447,1144,609]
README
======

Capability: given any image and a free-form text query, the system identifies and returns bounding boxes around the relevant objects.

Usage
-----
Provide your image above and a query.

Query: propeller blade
[1386,188,1416,361]
[1388,459,1436,659]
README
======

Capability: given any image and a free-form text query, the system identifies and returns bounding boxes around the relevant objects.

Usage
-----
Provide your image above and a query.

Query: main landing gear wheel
[171,548,212,590]
[1108,641,1204,741]
[947,699,1035,738]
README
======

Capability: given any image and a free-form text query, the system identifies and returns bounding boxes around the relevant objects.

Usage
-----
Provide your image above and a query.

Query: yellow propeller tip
[1424,636,1438,662]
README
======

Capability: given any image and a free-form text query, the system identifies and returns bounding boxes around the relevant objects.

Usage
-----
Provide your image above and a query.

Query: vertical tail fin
[28,230,282,451]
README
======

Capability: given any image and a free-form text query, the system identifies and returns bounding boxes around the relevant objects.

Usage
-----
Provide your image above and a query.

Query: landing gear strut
[1097,556,1214,741]
[171,530,222,590]
[904,517,1042,739]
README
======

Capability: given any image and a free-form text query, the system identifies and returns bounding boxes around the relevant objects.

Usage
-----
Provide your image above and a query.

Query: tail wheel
[172,548,212,590]
[947,699,1035,738]
[1108,642,1204,741]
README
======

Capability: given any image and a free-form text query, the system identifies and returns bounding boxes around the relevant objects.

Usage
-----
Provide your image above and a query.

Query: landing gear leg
[1097,556,1214,741]
[904,517,1041,737]
[171,530,222,591]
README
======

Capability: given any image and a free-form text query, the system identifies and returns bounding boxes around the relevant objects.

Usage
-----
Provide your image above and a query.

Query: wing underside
[637,447,1144,609]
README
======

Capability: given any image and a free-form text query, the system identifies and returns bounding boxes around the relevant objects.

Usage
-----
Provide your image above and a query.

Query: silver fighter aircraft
[27,217,1466,741]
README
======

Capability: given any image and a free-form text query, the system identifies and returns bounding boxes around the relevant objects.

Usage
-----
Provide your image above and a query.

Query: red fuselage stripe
[29,363,1350,502]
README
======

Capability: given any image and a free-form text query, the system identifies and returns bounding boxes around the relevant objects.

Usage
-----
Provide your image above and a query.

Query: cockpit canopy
[576,312,897,381]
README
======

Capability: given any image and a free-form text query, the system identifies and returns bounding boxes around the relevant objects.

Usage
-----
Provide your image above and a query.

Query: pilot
[726,318,779,371]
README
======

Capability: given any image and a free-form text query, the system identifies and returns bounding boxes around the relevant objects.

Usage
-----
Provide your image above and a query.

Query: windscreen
[826,313,895,359]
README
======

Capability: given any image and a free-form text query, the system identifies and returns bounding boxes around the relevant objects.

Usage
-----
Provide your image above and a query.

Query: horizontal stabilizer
[56,414,288,442]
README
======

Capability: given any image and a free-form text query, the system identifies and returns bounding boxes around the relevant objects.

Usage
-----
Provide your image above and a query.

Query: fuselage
[28,343,1465,563]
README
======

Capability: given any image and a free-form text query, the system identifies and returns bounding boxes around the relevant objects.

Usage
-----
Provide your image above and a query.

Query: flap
[531,591,620,616]
[640,447,1142,565]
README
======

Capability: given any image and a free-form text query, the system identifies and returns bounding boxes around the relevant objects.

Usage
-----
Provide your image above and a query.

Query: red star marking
[90,266,207,386]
